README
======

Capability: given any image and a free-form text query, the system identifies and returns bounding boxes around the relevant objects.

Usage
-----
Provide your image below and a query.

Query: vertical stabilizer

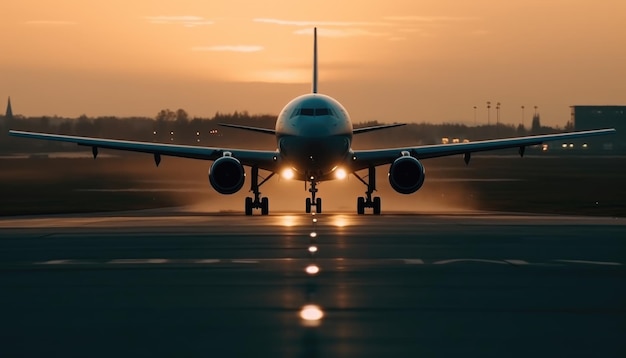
[312,28,318,94]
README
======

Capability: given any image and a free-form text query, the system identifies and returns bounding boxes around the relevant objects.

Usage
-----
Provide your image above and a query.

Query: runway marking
[195,259,220,264]
[554,259,622,266]
[36,259,82,265]
[504,259,530,265]
[433,259,508,265]
[109,259,169,264]
[403,259,425,265]
[23,258,625,268]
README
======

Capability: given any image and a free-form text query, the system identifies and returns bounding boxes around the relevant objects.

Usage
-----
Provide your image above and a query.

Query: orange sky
[1,0,625,127]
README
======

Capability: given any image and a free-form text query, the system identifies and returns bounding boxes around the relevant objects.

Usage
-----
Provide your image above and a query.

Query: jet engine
[388,156,425,194]
[208,156,245,194]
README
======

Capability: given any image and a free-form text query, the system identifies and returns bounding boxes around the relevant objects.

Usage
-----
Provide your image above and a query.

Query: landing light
[282,168,295,180]
[335,168,347,180]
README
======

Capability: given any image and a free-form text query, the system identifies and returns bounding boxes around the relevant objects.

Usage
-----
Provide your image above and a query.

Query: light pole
[521,105,525,130]
[496,102,501,126]
[496,102,501,136]
[473,106,477,126]
[486,101,491,126]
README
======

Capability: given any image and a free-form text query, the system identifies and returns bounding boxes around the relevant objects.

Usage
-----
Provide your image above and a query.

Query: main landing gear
[353,166,381,215]
[305,177,322,214]
[245,166,273,216]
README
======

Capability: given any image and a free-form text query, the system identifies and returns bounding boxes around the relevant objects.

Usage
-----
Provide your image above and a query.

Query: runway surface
[1,210,625,357]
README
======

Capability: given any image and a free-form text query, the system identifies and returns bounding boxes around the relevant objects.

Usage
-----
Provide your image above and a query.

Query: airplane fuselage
[275,93,353,181]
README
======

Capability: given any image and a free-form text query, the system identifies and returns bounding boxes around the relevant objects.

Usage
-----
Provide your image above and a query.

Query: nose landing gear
[305,177,322,214]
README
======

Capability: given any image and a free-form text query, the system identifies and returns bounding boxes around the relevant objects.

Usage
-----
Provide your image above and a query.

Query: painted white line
[433,259,508,265]
[505,260,529,265]
[109,259,169,264]
[555,259,622,266]
[195,259,220,264]
[231,260,259,264]
[36,259,77,265]
[403,259,425,265]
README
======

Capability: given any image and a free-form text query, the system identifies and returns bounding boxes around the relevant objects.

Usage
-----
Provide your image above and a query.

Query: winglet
[312,27,318,94]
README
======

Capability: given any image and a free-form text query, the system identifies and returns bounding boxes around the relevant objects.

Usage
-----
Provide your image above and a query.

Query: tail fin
[312,27,318,94]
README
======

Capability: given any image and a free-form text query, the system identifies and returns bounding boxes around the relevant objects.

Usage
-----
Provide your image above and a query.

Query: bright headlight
[335,168,347,180]
[282,168,295,180]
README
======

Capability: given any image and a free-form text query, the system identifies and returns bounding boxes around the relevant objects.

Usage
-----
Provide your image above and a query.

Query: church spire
[5,97,13,119]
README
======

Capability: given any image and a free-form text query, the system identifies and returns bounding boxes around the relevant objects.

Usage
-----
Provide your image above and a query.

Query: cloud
[145,16,213,27]
[254,18,391,27]
[384,16,479,22]
[192,45,264,53]
[294,28,388,38]
[24,20,77,26]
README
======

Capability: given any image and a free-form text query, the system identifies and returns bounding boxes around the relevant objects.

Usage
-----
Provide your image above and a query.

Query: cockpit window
[300,108,315,116]
[290,107,334,118]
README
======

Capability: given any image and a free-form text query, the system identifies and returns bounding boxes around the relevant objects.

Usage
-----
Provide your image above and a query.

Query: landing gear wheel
[373,196,381,215]
[246,166,275,215]
[306,198,312,213]
[357,197,365,215]
[245,197,253,216]
[315,198,322,214]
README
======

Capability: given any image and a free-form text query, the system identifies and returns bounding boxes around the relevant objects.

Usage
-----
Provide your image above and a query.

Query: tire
[245,197,253,216]
[373,197,381,215]
[261,197,269,215]
[357,197,365,215]
[305,198,312,213]
[315,198,322,214]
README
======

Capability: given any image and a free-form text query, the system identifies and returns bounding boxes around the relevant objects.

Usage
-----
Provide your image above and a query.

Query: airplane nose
[299,118,333,137]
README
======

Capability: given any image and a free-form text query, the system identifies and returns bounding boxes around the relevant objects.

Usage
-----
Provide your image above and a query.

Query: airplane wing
[8,130,279,172]
[350,128,616,171]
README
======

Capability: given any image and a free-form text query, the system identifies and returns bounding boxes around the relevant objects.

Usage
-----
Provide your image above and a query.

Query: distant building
[571,105,626,153]
[5,96,13,119]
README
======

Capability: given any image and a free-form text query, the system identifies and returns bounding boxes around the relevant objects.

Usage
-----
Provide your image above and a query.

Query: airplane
[9,28,616,215]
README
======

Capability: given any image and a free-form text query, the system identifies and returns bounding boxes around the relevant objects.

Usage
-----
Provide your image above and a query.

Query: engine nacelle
[208,156,245,194]
[388,155,425,194]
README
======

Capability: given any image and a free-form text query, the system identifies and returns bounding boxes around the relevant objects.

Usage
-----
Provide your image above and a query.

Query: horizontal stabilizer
[353,123,406,134]
[218,123,276,135]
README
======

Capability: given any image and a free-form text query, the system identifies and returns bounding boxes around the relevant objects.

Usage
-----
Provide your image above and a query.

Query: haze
[1,0,625,127]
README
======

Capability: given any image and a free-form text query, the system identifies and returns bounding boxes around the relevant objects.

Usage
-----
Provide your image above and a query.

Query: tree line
[1,109,556,154]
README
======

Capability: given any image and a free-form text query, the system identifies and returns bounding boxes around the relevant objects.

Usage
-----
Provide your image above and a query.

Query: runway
[1,211,625,357]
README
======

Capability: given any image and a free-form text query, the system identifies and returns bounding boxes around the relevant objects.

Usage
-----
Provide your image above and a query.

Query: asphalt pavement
[0,211,624,357]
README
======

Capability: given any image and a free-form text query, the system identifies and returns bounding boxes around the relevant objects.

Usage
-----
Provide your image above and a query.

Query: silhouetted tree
[531,113,541,133]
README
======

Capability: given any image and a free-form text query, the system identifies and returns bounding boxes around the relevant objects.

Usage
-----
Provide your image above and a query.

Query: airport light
[308,245,318,253]
[282,168,295,180]
[299,304,324,324]
[310,232,317,238]
[305,264,320,275]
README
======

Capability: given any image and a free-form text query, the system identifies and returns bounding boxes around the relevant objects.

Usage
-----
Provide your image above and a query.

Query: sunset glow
[1,0,625,126]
